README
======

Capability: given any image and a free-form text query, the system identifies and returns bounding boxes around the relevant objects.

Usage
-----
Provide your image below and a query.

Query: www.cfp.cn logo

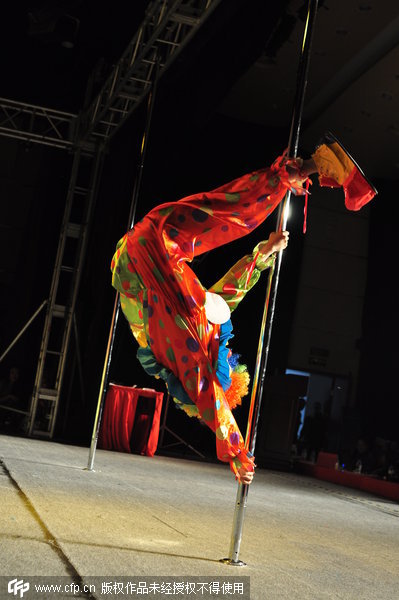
[8,579,30,598]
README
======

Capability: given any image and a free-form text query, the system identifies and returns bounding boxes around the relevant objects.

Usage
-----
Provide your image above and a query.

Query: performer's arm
[148,159,305,264]
[209,231,289,312]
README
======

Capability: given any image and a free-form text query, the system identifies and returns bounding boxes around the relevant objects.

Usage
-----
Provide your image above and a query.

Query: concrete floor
[0,434,398,599]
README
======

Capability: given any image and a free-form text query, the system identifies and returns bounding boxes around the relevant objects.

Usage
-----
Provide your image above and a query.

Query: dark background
[0,1,398,460]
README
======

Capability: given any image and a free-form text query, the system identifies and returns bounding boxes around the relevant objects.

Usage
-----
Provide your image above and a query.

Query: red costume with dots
[111,161,295,480]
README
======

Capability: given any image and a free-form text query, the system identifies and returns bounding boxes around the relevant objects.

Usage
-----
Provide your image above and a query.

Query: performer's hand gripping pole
[87,58,160,471]
[222,0,319,566]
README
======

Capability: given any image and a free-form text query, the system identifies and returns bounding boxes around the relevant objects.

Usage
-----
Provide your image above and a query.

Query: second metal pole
[87,61,160,471]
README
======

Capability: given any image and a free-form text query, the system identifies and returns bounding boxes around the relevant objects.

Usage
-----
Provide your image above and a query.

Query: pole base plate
[219,558,247,567]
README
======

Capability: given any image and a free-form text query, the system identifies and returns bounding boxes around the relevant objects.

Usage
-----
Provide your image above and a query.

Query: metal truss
[1,0,222,439]
[0,1,221,150]
[0,98,77,150]
[78,0,221,142]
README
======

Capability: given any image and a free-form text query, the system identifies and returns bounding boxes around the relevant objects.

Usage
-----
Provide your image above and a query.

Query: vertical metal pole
[86,61,160,471]
[222,0,319,565]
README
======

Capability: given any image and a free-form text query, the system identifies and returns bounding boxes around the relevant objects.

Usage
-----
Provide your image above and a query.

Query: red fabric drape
[99,384,163,456]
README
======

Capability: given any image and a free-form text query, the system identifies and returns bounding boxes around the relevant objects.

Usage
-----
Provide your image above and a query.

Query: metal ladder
[27,145,104,437]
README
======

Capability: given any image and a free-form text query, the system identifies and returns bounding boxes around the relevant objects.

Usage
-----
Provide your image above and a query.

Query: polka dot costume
[111,162,291,480]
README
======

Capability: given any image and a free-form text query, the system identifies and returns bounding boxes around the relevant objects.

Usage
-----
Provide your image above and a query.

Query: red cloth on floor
[99,384,163,456]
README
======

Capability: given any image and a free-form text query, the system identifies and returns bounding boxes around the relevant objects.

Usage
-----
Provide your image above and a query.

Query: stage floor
[0,434,398,599]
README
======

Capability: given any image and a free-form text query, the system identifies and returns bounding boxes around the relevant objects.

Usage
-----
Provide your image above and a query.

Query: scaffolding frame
[0,0,222,437]
[0,98,77,150]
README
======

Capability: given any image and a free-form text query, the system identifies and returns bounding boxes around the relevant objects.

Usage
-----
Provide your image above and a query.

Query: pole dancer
[110,135,375,483]
[110,157,312,482]
[109,1,375,483]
